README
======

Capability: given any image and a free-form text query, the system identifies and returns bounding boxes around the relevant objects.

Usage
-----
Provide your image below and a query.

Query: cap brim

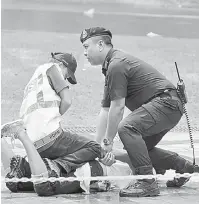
[66,68,77,84]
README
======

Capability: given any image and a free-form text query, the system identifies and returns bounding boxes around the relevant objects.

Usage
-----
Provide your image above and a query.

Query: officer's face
[83,38,103,66]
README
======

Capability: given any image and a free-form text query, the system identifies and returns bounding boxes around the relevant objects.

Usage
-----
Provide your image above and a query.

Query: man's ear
[97,40,104,52]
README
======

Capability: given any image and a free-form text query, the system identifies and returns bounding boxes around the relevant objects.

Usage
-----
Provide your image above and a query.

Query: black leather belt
[159,89,179,99]
[146,89,179,103]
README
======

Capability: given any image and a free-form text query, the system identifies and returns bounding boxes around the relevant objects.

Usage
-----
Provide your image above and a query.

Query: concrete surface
[1,183,199,204]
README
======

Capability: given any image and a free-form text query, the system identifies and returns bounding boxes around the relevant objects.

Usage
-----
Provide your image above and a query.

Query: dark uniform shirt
[101,49,176,111]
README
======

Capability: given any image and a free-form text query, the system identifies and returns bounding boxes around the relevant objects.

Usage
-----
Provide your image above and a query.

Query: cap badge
[82,29,88,39]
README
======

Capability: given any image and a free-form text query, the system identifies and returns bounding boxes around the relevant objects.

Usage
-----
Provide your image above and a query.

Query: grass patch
[1,30,199,130]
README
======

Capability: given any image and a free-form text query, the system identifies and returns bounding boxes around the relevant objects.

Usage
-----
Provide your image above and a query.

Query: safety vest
[20,63,62,143]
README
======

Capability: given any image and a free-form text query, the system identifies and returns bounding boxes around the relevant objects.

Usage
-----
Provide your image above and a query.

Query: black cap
[51,52,77,84]
[80,27,112,43]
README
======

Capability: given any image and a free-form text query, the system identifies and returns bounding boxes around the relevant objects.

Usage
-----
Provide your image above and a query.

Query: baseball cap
[51,52,77,84]
[80,27,112,43]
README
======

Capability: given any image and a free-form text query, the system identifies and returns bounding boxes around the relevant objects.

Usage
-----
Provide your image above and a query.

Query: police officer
[80,27,198,197]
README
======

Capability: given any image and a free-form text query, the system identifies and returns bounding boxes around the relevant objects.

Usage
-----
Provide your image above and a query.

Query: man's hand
[99,152,115,166]
[102,142,113,153]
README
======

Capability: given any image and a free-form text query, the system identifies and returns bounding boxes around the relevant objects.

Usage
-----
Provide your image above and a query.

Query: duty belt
[34,127,63,150]
[148,89,180,103]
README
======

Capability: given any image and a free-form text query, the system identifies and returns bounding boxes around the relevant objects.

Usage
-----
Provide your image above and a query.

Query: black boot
[166,157,199,187]
[119,165,160,197]
[6,155,33,192]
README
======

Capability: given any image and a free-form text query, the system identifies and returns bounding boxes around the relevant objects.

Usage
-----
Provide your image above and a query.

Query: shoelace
[125,180,136,189]
[125,180,144,189]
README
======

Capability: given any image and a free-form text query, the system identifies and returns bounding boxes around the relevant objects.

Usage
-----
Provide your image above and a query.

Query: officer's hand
[99,152,116,166]
[101,143,113,153]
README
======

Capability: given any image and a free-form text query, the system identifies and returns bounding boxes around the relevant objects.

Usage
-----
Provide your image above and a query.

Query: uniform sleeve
[46,65,69,94]
[107,61,128,101]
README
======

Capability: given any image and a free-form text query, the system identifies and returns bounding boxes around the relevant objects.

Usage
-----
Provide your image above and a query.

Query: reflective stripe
[22,71,61,118]
[37,74,43,85]
[23,74,44,101]
[37,91,44,104]
[22,100,60,118]
[34,127,63,150]
[21,64,61,120]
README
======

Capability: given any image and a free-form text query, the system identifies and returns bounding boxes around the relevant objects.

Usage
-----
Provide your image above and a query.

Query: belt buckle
[49,129,58,139]
[163,89,169,93]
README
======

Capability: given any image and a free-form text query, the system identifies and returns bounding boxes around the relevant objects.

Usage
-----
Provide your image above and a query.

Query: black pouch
[159,93,179,110]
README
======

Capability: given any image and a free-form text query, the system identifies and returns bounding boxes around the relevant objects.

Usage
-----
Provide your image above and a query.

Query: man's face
[82,38,102,66]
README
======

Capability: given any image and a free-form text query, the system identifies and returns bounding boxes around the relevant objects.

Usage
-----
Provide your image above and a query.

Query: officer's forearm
[105,106,124,142]
[96,108,109,143]
[59,100,71,115]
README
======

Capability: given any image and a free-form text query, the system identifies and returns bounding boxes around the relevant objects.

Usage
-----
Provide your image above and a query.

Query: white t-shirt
[74,160,132,193]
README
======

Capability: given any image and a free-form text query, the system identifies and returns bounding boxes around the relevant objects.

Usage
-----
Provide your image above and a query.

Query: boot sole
[119,189,160,197]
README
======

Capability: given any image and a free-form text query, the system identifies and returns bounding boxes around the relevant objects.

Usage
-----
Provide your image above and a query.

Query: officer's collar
[102,48,115,76]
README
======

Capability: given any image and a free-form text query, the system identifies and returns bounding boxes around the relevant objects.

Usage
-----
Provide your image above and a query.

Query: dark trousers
[39,130,102,173]
[118,90,184,174]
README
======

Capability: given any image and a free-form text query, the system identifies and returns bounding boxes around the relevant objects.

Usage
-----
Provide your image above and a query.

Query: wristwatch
[103,138,113,146]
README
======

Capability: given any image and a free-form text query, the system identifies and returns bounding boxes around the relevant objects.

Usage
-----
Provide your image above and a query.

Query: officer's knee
[118,120,126,136]
[118,120,135,137]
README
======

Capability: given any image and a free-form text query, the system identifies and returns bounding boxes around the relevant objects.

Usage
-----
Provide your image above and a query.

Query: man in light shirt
[1,52,105,193]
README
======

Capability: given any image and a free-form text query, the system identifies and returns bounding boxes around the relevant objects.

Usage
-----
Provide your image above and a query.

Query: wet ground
[1,183,199,204]
[1,132,199,204]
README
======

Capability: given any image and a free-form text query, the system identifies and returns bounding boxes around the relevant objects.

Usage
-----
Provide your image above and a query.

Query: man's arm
[96,107,109,143]
[58,87,72,115]
[96,81,111,143]
[47,65,72,115]
[103,61,128,149]
[105,98,125,142]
